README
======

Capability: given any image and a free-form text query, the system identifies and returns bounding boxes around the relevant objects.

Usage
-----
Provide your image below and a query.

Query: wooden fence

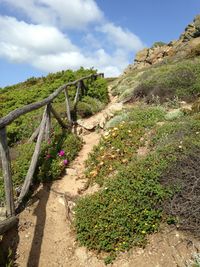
[0,73,104,234]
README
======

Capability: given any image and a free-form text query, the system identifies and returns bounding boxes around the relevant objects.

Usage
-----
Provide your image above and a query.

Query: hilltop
[124,14,200,73]
[111,15,200,107]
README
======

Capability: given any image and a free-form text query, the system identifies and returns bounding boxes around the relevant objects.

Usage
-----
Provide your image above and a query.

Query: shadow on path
[27,183,52,267]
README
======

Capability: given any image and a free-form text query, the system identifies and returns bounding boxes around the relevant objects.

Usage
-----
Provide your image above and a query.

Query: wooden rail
[0,72,104,234]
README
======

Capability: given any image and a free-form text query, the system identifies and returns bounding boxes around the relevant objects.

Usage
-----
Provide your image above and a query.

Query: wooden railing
[0,72,104,234]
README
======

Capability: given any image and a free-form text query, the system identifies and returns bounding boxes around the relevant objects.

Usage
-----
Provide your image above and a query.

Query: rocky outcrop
[124,15,200,74]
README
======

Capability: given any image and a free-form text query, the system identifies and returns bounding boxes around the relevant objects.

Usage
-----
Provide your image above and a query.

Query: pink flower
[58,150,65,157]
[63,159,68,166]
[46,154,51,159]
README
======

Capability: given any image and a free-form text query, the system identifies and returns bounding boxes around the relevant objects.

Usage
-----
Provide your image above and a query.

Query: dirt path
[7,88,200,266]
[15,131,101,267]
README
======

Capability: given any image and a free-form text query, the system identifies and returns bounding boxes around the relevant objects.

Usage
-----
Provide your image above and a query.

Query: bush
[87,78,109,104]
[75,157,171,253]
[0,127,83,203]
[114,58,200,104]
[85,106,165,186]
[37,129,82,182]
[165,109,184,121]
[75,106,200,263]
[77,96,106,118]
[152,41,167,48]
[1,68,108,145]
[131,59,200,103]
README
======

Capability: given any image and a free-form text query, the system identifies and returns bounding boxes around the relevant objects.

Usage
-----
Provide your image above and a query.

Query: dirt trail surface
[2,87,200,267]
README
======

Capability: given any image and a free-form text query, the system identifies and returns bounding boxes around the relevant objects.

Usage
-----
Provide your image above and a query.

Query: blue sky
[0,0,199,87]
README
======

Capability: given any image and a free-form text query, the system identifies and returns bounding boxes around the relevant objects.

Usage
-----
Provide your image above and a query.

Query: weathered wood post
[49,105,68,129]
[74,81,81,108]
[64,87,72,125]
[80,80,85,96]
[17,107,48,205]
[45,103,51,141]
[0,127,15,217]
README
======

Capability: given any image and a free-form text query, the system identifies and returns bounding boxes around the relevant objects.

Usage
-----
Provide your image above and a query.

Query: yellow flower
[141,230,146,234]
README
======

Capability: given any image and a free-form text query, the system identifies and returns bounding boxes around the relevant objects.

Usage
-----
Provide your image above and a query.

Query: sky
[0,0,200,87]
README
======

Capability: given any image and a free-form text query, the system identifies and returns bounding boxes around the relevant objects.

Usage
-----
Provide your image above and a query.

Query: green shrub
[75,107,200,263]
[152,41,167,48]
[75,156,171,253]
[85,106,165,186]
[36,129,83,182]
[87,78,109,104]
[1,68,108,145]
[77,102,93,118]
[114,58,200,104]
[105,113,129,129]
[76,96,106,118]
[0,127,83,203]
[165,109,184,121]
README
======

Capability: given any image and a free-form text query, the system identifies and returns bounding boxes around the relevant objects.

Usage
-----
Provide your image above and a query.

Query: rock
[77,119,97,130]
[99,116,106,128]
[135,48,149,62]
[108,103,123,113]
[126,14,200,72]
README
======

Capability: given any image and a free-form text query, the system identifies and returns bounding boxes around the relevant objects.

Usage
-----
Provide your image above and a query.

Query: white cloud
[0,1,145,77]
[1,0,103,29]
[98,22,144,52]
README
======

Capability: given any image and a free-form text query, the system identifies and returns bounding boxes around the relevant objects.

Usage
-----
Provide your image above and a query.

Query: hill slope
[112,15,200,106]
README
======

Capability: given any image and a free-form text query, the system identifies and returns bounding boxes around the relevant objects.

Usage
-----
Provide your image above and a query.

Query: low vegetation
[0,67,108,205]
[0,124,82,205]
[111,57,200,104]
[0,67,108,145]
[152,41,167,48]
[74,105,200,264]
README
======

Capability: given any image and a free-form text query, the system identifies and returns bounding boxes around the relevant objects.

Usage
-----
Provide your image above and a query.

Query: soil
[1,87,200,267]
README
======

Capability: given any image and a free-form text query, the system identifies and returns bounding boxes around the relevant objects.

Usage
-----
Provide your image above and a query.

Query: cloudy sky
[0,0,199,87]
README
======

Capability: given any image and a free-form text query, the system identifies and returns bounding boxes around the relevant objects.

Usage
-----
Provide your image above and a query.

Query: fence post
[0,127,15,217]
[74,81,81,108]
[17,106,48,205]
[49,105,68,129]
[64,87,72,125]
[45,103,51,141]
